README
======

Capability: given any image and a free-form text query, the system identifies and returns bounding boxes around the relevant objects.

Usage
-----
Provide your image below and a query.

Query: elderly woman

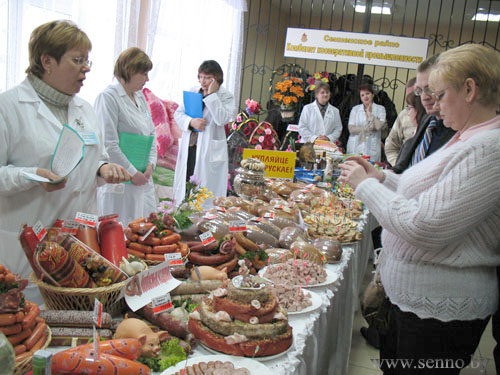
[298,81,342,143]
[173,60,236,205]
[340,44,500,374]
[95,47,157,226]
[347,83,386,161]
[0,20,130,303]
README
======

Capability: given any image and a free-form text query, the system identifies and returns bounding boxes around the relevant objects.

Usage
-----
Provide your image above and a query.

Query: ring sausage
[152,244,178,254]
[129,242,152,254]
[188,248,235,266]
[215,257,238,273]
[178,242,189,257]
[124,227,139,242]
[161,233,181,245]
[234,232,259,252]
[126,248,146,259]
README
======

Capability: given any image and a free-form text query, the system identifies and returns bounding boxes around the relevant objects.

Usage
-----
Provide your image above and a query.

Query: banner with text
[242,149,296,180]
[284,28,428,70]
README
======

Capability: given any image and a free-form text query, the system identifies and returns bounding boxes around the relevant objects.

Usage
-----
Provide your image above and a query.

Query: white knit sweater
[355,126,500,322]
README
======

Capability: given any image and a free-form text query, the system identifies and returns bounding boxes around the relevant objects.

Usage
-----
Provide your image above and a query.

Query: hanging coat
[173,86,236,205]
[346,103,386,162]
[0,78,109,304]
[298,101,342,143]
[94,82,157,226]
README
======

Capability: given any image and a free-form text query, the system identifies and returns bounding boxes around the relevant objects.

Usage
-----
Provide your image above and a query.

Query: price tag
[305,184,316,190]
[229,220,247,232]
[215,206,226,212]
[93,326,100,359]
[249,216,263,222]
[61,219,79,234]
[274,205,284,210]
[152,293,173,314]
[98,213,119,222]
[32,221,47,241]
[164,252,183,267]
[93,298,103,328]
[75,212,98,227]
[200,231,216,246]
[203,214,218,220]
[141,225,156,240]
[229,206,241,211]
[287,124,299,132]
[263,212,274,219]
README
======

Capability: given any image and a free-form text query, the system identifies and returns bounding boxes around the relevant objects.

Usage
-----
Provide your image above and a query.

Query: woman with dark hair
[346,83,387,161]
[173,60,236,204]
[405,90,425,128]
[94,47,156,226]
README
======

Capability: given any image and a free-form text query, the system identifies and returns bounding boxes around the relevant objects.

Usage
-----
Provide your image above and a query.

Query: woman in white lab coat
[0,21,130,304]
[298,81,342,143]
[94,48,157,226]
[347,83,387,162]
[173,60,236,205]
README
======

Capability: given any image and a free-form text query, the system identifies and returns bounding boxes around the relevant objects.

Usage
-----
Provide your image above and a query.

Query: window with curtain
[0,0,246,106]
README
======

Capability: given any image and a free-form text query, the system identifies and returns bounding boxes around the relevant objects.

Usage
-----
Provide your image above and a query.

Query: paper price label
[263,212,274,219]
[75,212,98,227]
[215,206,226,212]
[229,220,247,232]
[164,252,183,267]
[229,206,241,211]
[249,216,263,222]
[287,124,299,132]
[200,231,216,246]
[203,214,218,220]
[93,326,100,359]
[93,298,103,328]
[61,219,79,234]
[152,293,173,314]
[98,213,119,222]
[273,205,284,210]
[305,184,316,190]
[32,221,47,241]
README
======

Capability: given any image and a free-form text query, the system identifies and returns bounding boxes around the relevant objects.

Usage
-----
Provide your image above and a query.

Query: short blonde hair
[314,81,330,96]
[26,20,91,78]
[429,44,500,109]
[114,47,152,82]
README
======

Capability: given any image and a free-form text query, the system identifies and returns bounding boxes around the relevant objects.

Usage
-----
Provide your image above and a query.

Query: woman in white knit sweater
[340,44,500,374]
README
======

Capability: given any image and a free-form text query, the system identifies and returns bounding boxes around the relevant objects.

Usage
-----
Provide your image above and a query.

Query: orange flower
[272,74,305,107]
[273,92,284,101]
[283,96,293,105]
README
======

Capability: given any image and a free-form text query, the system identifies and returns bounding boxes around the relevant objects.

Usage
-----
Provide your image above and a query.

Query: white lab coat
[346,103,386,162]
[94,82,157,226]
[0,78,109,304]
[298,101,342,143]
[173,86,236,205]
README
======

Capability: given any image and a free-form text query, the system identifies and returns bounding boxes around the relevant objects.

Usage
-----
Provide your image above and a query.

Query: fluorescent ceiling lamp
[355,5,391,15]
[472,13,500,22]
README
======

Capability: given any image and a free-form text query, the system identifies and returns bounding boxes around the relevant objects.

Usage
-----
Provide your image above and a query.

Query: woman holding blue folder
[95,47,157,226]
[173,60,236,205]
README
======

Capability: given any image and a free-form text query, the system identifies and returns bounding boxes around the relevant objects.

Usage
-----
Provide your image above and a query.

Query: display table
[185,214,377,375]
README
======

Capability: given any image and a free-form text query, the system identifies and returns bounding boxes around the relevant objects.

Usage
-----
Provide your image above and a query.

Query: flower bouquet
[306,71,329,92]
[272,73,305,110]
[152,175,213,231]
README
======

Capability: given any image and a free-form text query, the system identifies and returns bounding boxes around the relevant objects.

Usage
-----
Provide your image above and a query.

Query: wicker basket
[30,273,126,316]
[14,326,52,375]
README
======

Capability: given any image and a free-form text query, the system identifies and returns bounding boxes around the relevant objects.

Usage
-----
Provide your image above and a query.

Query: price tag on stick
[93,298,103,328]
[229,220,247,232]
[200,231,216,246]
[75,212,98,227]
[164,252,183,267]
[32,221,47,241]
[152,293,173,314]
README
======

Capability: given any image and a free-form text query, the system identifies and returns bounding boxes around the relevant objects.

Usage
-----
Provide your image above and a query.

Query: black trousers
[493,266,500,374]
[186,145,197,183]
[379,301,489,375]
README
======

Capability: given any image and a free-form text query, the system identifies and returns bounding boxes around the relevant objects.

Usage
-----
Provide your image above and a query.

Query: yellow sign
[242,149,296,179]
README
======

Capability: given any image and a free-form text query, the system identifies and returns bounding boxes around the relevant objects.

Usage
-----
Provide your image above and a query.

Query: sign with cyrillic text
[284,28,428,70]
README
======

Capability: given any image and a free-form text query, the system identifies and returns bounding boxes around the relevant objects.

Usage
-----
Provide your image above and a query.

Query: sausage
[14,344,26,355]
[234,232,259,252]
[0,323,22,336]
[126,248,146,259]
[76,225,101,254]
[128,222,154,235]
[188,241,217,252]
[139,304,188,339]
[8,328,32,346]
[29,332,47,353]
[152,244,178,254]
[39,310,111,328]
[158,229,173,238]
[0,313,17,327]
[99,219,128,267]
[138,235,161,246]
[129,242,152,254]
[124,227,139,242]
[234,240,246,255]
[161,233,182,245]
[170,266,190,279]
[128,217,146,225]
[18,224,43,279]
[57,338,142,360]
[22,304,40,329]
[15,352,31,363]
[24,321,46,350]
[178,241,189,257]
[245,225,279,248]
[215,257,238,273]
[188,248,235,266]
[145,254,166,261]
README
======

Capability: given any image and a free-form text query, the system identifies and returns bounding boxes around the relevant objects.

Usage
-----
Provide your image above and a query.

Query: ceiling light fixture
[472,12,500,22]
[355,5,391,15]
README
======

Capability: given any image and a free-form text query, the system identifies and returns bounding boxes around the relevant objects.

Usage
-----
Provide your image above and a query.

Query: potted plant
[272,73,305,119]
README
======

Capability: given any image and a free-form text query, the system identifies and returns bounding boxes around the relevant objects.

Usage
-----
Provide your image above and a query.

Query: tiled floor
[347,263,497,374]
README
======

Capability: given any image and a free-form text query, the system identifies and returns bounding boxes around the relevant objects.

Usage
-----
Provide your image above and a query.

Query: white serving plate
[288,289,322,315]
[161,354,272,374]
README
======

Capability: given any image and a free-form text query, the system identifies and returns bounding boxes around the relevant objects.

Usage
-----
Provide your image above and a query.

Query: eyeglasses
[431,87,450,103]
[414,86,432,97]
[71,57,92,68]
